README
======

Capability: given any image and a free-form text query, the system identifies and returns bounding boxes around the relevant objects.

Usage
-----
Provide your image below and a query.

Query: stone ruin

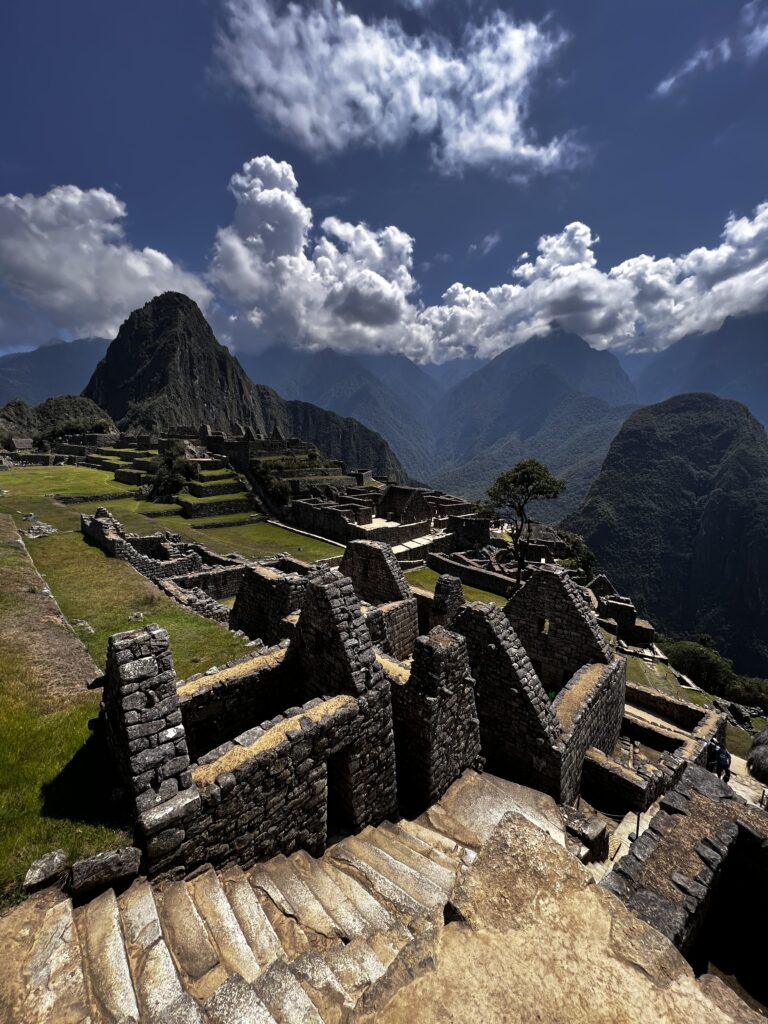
[589,572,656,649]
[91,540,714,882]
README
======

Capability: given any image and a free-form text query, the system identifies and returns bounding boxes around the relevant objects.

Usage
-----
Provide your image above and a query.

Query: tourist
[716,746,732,784]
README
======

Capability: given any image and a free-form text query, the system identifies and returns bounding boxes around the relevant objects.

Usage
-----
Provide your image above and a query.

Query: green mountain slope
[0,395,115,438]
[83,293,409,481]
[564,393,768,676]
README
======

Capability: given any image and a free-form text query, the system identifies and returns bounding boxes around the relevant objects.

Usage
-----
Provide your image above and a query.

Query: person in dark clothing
[707,740,721,772]
[716,746,732,784]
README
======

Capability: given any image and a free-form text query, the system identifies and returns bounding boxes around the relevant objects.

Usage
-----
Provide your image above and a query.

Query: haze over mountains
[565,393,768,678]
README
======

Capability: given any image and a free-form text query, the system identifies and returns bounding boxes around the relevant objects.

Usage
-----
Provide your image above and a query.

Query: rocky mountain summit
[565,393,768,676]
[83,292,409,481]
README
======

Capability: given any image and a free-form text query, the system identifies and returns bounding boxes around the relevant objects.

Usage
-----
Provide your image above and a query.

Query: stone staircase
[1,772,562,1024]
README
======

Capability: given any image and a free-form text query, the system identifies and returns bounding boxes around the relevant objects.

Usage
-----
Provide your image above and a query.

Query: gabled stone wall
[229,564,307,643]
[453,603,561,794]
[504,566,612,694]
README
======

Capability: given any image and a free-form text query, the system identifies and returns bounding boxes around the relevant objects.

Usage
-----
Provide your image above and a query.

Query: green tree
[486,459,565,584]
[150,440,193,501]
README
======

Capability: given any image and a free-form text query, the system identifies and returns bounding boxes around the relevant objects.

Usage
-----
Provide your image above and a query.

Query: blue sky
[0,0,767,360]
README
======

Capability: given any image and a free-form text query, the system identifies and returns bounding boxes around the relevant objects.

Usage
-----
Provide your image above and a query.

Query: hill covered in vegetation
[0,395,115,443]
[565,393,768,676]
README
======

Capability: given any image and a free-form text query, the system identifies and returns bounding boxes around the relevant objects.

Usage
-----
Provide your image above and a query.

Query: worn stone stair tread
[289,850,370,940]
[395,817,476,864]
[314,859,399,934]
[119,880,187,1023]
[328,841,428,919]
[204,974,278,1024]
[340,835,448,909]
[289,951,350,1023]
[324,937,387,1000]
[20,896,90,1024]
[259,855,342,940]
[75,887,140,1023]
[0,895,54,1024]
[360,826,458,893]
[187,869,262,984]
[364,923,413,970]
[379,821,463,873]
[164,992,211,1024]
[219,867,284,968]
[156,880,229,1001]
[252,959,325,1024]
[246,875,313,960]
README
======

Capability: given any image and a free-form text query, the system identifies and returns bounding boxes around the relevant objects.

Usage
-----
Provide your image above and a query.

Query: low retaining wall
[427,551,514,598]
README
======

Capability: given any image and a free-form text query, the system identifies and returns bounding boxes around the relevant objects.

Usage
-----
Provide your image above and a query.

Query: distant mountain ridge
[634,311,768,426]
[83,292,410,482]
[0,337,109,406]
[564,393,768,677]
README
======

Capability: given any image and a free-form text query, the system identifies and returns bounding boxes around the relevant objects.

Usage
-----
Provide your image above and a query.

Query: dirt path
[0,513,98,707]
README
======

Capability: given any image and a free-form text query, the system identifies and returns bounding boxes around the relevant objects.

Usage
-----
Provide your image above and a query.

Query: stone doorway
[326,748,356,845]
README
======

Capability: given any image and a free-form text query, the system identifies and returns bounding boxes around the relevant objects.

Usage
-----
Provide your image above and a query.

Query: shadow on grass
[41,732,131,832]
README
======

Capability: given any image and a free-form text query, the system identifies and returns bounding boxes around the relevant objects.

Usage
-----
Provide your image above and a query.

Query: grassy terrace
[405,566,505,606]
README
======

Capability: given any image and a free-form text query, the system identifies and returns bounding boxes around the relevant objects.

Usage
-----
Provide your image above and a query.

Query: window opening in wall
[538,617,550,636]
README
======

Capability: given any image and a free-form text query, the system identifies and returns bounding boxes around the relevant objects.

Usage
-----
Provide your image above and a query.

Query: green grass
[154,515,343,561]
[29,531,248,676]
[0,675,128,905]
[405,566,505,606]
[177,490,250,504]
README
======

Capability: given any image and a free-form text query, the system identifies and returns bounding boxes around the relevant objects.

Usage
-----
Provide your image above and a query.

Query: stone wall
[601,765,768,962]
[177,648,298,761]
[229,564,307,644]
[100,626,193,816]
[391,627,482,814]
[430,574,465,629]
[81,509,203,582]
[427,551,514,598]
[553,657,627,805]
[168,564,245,600]
[366,598,419,661]
[581,746,672,812]
[156,580,230,623]
[505,566,612,694]
[339,540,411,604]
[453,603,561,794]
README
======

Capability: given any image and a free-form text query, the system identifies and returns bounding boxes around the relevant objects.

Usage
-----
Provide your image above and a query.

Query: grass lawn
[177,489,250,504]
[157,515,343,561]
[405,566,505,606]
[28,531,248,677]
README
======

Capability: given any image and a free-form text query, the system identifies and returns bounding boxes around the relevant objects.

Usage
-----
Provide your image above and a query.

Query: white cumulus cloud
[215,0,577,176]
[0,185,210,347]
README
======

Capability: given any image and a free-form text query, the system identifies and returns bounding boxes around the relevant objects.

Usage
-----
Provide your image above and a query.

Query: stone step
[314,858,399,935]
[365,925,413,970]
[359,826,458,893]
[247,870,313,960]
[75,887,140,1023]
[219,866,285,968]
[204,974,278,1024]
[118,879,188,1023]
[259,855,342,941]
[338,834,448,912]
[155,880,229,1002]
[328,839,430,920]
[187,869,262,984]
[252,959,325,1024]
[289,850,370,940]
[324,937,387,1003]
[395,816,476,864]
[19,897,90,1024]
[0,897,61,1024]
[289,952,350,1024]
[380,820,465,873]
